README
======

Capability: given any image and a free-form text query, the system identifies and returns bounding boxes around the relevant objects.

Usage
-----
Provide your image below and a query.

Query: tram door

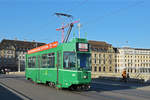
[57,51,61,85]
[37,56,41,82]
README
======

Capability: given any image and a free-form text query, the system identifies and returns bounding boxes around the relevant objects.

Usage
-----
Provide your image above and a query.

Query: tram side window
[28,56,36,68]
[41,53,55,68]
[42,54,47,68]
[47,53,55,68]
[63,52,76,69]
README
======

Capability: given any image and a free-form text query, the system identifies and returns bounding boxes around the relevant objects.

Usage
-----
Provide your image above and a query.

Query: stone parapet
[92,72,150,83]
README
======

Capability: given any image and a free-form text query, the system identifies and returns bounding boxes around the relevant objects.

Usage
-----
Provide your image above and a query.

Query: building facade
[0,39,45,71]
[116,47,150,74]
[88,40,116,78]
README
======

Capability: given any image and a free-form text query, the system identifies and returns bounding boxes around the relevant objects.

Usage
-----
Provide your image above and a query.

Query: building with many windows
[88,40,116,78]
[0,39,45,71]
[116,47,150,74]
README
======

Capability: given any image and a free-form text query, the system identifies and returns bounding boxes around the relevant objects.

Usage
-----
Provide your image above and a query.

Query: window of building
[99,66,101,72]
[99,54,101,58]
[109,66,112,72]
[131,69,132,73]
[135,69,136,73]
[109,60,112,64]
[104,60,105,64]
[103,66,105,72]
[94,66,97,72]
[99,59,101,64]
[95,59,96,64]
[148,69,150,73]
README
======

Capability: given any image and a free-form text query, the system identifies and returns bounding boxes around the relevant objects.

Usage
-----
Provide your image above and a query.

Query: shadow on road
[90,77,150,92]
[0,85,23,100]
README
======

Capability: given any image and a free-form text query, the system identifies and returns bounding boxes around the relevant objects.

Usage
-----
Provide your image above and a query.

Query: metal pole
[18,58,20,72]
[78,23,81,38]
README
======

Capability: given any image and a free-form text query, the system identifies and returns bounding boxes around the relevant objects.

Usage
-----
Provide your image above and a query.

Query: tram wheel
[47,82,56,88]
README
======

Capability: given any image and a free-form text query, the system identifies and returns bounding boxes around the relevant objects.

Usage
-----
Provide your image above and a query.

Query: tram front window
[63,52,76,69]
[77,53,91,70]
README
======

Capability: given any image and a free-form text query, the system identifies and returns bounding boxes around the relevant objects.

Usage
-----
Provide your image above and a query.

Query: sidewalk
[7,72,25,75]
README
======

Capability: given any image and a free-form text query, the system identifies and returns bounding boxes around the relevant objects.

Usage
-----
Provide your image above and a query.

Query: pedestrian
[122,70,127,83]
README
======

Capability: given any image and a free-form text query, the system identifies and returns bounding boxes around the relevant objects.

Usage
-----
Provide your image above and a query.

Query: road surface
[0,74,150,100]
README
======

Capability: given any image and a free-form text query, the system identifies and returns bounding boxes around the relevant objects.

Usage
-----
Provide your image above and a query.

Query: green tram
[25,38,91,90]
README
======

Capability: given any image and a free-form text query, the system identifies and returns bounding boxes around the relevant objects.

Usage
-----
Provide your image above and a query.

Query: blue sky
[0,0,149,48]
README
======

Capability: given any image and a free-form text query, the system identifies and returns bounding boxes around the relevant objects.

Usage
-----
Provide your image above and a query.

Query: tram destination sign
[76,43,89,52]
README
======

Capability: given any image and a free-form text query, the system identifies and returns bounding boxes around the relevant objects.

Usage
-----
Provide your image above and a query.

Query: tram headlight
[83,76,87,79]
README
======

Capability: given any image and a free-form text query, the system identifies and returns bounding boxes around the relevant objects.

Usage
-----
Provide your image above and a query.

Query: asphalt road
[0,74,150,100]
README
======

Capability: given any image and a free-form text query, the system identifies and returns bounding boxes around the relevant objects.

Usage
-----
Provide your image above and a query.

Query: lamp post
[18,56,20,72]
